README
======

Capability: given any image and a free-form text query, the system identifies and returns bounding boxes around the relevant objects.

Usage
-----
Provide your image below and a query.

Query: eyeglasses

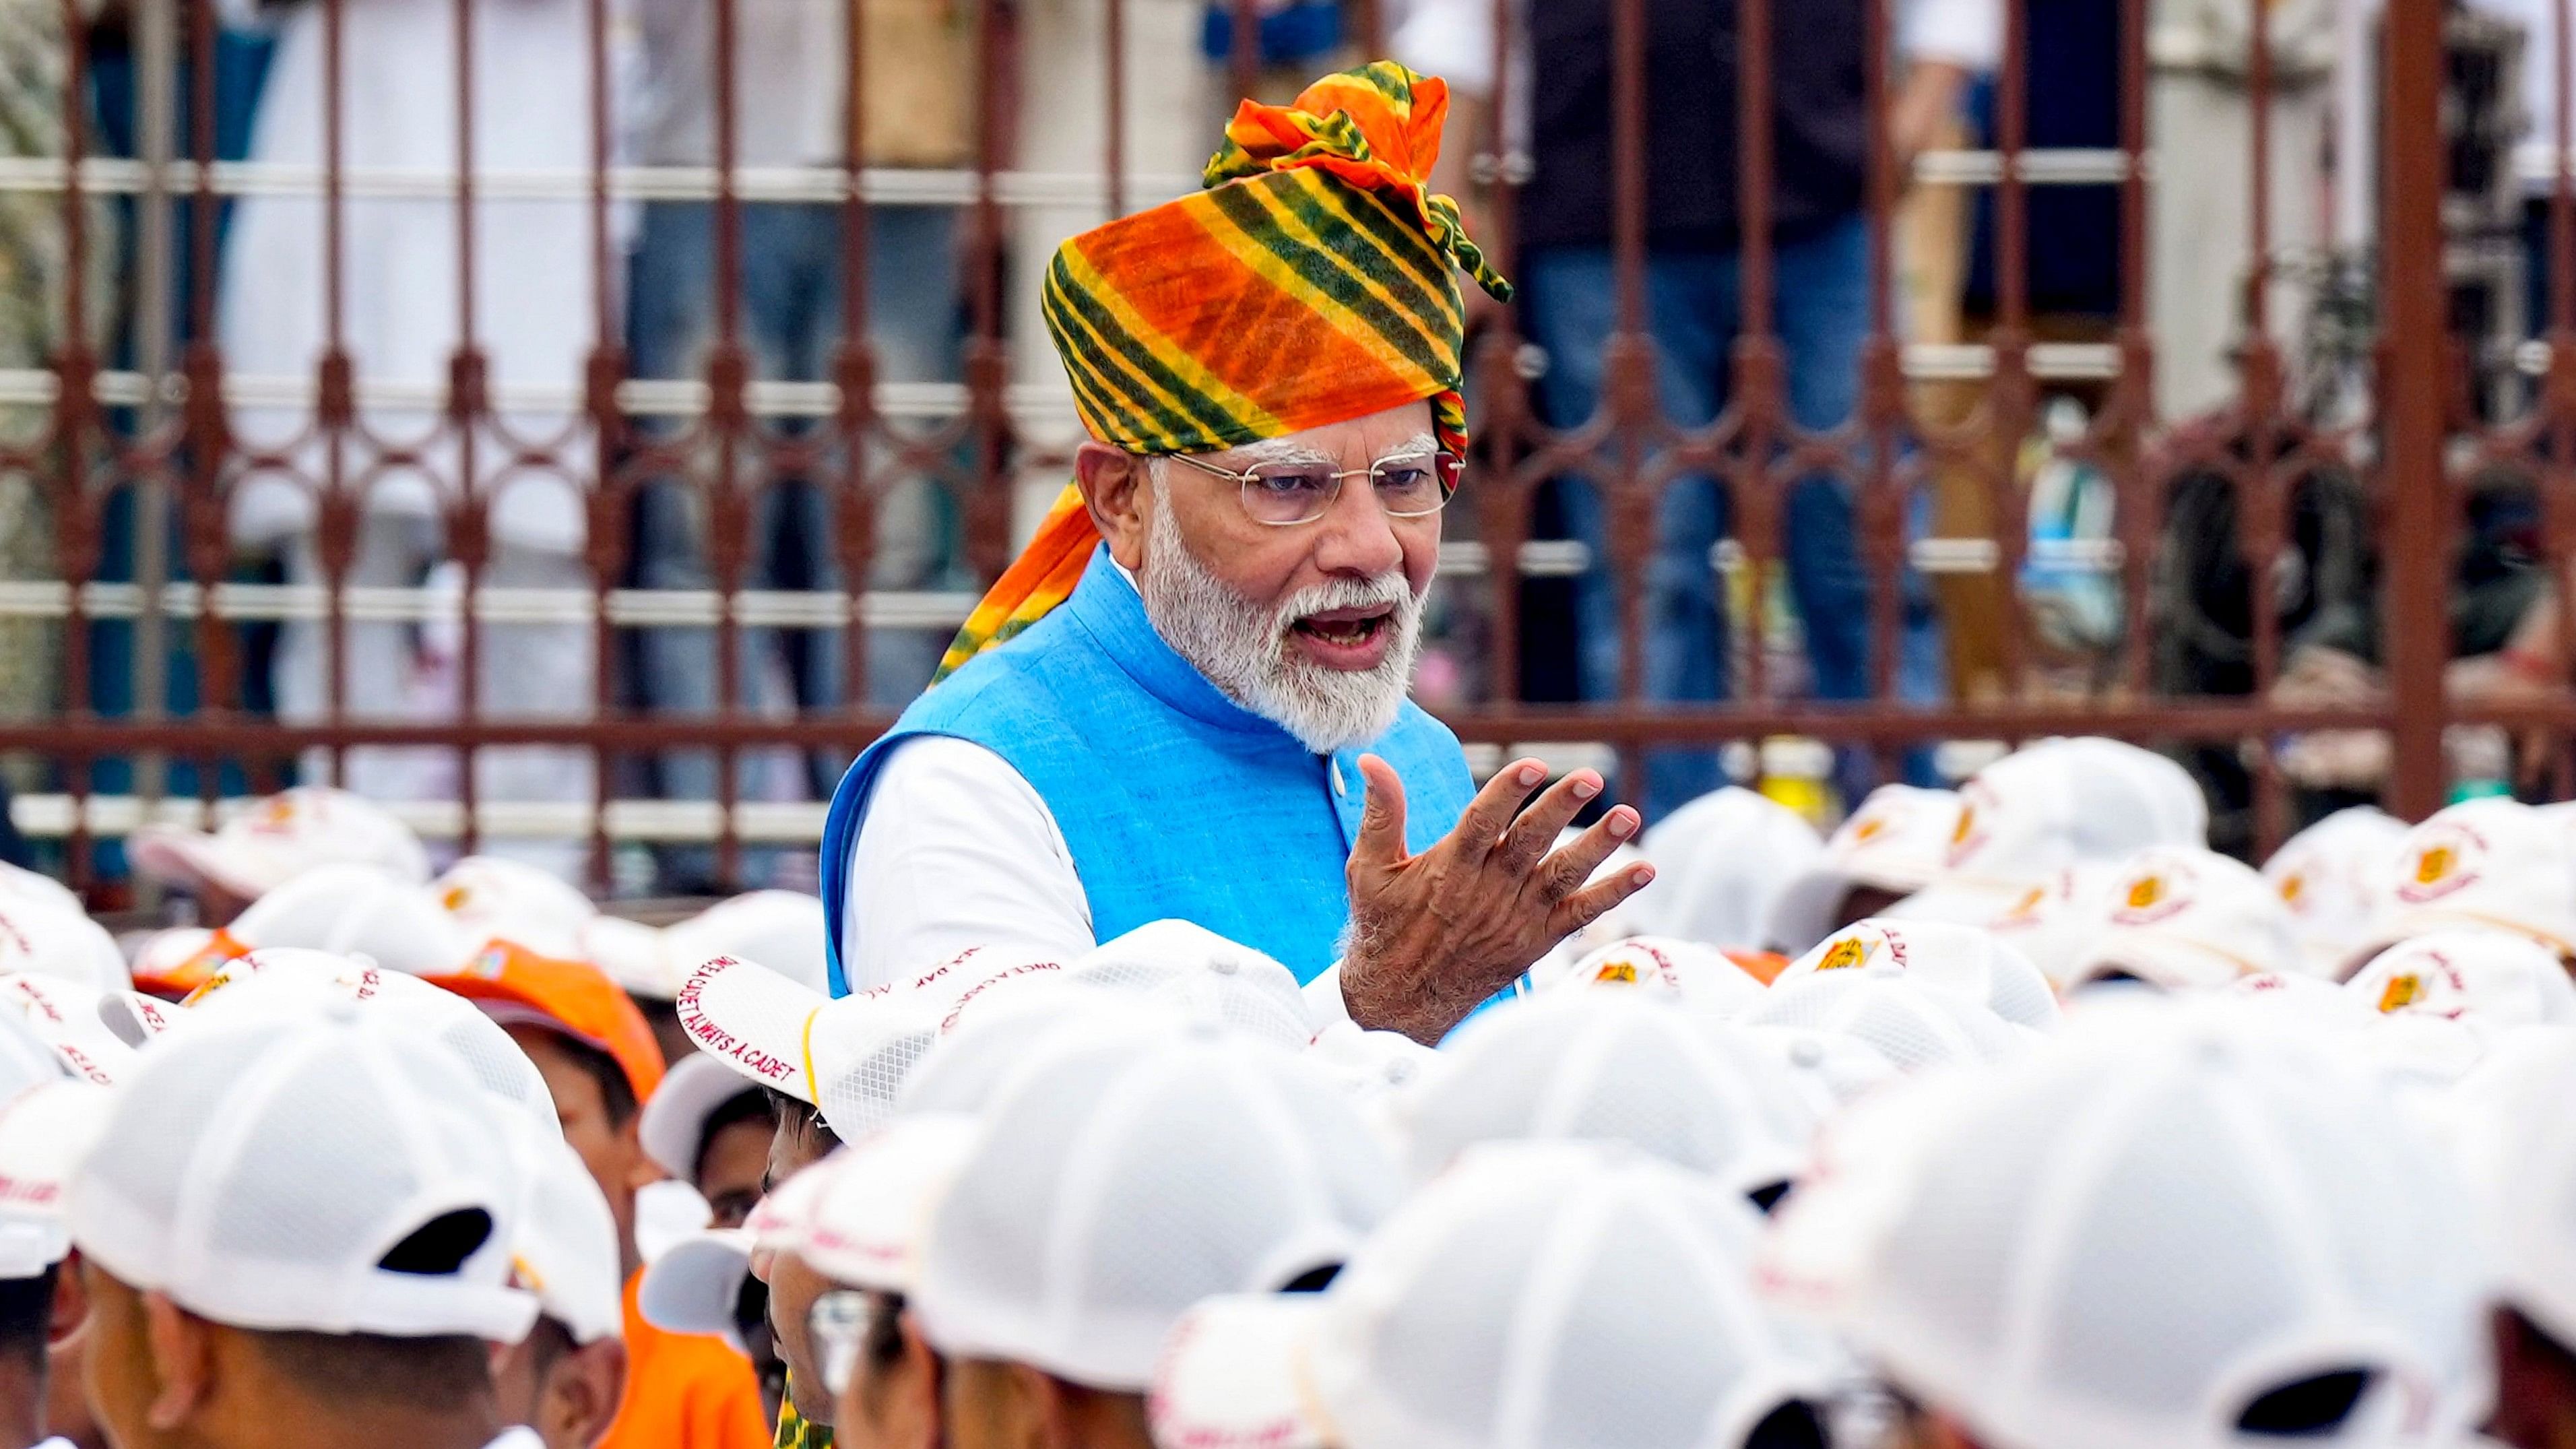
[809,1289,872,1399]
[1162,447,1462,527]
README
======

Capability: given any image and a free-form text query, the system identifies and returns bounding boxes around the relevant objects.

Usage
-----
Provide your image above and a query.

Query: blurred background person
[624,0,973,895]
[1392,0,1987,817]
[216,0,610,881]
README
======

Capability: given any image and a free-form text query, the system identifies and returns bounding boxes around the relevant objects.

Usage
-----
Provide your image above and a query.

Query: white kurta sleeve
[839,736,1095,993]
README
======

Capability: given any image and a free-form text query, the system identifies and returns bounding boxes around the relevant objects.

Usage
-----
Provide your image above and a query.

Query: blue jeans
[626,201,963,885]
[1519,216,1945,814]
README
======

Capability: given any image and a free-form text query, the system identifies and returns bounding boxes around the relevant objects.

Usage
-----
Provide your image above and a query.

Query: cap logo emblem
[1817,936,1871,971]
[2396,824,2485,904]
[2112,863,2193,926]
[2278,872,2305,905]
[441,884,471,912]
[468,945,510,979]
[1852,814,1888,843]
[1591,960,1640,984]
[2377,973,2422,1012]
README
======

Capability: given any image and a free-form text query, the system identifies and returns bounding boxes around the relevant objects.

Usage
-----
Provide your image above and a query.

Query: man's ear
[541,1339,629,1449]
[140,1292,217,1432]
[1074,443,1152,573]
[48,1253,88,1345]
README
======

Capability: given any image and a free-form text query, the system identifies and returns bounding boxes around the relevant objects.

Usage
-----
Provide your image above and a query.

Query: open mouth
[1291,606,1395,649]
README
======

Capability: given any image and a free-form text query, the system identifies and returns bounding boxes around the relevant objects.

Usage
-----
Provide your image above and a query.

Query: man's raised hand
[1340,754,1655,1043]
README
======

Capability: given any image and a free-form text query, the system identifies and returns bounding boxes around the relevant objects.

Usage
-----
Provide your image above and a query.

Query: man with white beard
[818,63,1652,1045]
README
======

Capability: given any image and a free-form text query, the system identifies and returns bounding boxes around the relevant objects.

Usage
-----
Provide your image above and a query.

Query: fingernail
[1515,763,1544,786]
[1630,864,1656,885]
[1570,775,1600,801]
[1607,808,1637,838]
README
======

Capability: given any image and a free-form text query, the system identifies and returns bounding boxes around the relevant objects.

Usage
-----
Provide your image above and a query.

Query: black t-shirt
[1522,0,1868,253]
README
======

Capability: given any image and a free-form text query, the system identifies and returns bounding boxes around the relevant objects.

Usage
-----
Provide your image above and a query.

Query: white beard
[1138,486,1425,755]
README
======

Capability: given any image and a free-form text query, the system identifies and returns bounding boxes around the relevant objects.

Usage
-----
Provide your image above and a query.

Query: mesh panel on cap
[812,994,948,1139]
[918,1035,1396,1388]
[2034,1081,2307,1417]
[74,1024,276,1284]
[1317,1145,1836,1449]
[1402,998,1816,1190]
[207,1056,418,1263]
[1873,1084,2081,1371]
[1363,1187,1553,1442]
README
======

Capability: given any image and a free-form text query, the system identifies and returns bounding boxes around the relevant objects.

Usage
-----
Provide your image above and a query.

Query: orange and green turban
[934,60,1512,682]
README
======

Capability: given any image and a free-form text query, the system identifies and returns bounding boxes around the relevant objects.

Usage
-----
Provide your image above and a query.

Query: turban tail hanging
[933,60,1513,682]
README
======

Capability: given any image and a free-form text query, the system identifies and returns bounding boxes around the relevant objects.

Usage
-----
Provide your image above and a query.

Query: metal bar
[2379,0,2451,818]
[711,0,747,886]
[54,0,98,890]
[129,0,181,847]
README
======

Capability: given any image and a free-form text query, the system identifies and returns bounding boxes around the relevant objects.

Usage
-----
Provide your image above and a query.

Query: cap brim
[2064,933,2254,993]
[800,1114,982,1294]
[638,1229,754,1350]
[125,825,271,901]
[669,955,830,1103]
[1147,1293,1331,1449]
[641,1052,769,1181]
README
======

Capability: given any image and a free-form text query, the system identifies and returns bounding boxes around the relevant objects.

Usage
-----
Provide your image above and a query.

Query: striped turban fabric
[934,60,1512,681]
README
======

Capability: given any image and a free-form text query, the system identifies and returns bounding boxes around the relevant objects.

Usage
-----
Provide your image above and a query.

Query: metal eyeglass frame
[1158,447,1462,527]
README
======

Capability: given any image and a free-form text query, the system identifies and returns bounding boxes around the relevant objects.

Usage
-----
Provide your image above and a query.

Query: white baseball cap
[0,973,158,1086]
[69,1003,540,1341]
[2264,807,2412,981]
[1884,862,2120,989]
[1774,918,2062,1031]
[1392,994,1820,1202]
[593,892,835,1002]
[798,1113,984,1294]
[896,984,1194,1118]
[129,786,432,900]
[2381,798,2576,956]
[2439,1030,2576,1349]
[1148,1140,1844,1449]
[2342,930,2576,1029]
[1758,998,2490,1449]
[0,891,129,992]
[179,953,562,1140]
[675,950,1060,1139]
[1630,786,1825,949]
[0,998,68,1105]
[637,1228,754,1348]
[639,1163,837,1345]
[1941,738,2208,887]
[1543,934,1771,1016]
[1065,920,1316,1050]
[1766,785,1966,955]
[219,864,479,975]
[914,1029,1400,1390]
[1735,970,2037,1074]
[0,1081,112,1279]
[2062,846,2300,992]
[505,1118,624,1344]
[0,860,83,917]
[639,1050,771,1182]
[434,856,598,962]
[1301,1020,1446,1109]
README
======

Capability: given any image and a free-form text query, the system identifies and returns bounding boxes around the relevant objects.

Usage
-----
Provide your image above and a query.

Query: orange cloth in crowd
[597,1272,772,1449]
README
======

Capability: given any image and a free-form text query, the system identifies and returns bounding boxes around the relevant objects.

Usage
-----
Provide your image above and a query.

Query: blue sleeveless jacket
[820,547,1476,994]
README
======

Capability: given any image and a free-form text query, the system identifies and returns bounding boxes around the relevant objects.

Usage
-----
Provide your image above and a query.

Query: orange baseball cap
[128,928,255,1000]
[425,940,667,1103]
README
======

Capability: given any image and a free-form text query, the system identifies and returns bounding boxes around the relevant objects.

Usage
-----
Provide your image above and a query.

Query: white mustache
[1271,573,1418,638]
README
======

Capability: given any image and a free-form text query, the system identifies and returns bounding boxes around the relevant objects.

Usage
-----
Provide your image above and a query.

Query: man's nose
[1309,469,1409,577]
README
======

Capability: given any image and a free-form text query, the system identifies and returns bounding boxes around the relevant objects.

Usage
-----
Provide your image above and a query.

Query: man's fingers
[1348,754,1413,874]
[1530,805,1640,901]
[1493,769,1605,874]
[1550,858,1657,938]
[1450,757,1549,858]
